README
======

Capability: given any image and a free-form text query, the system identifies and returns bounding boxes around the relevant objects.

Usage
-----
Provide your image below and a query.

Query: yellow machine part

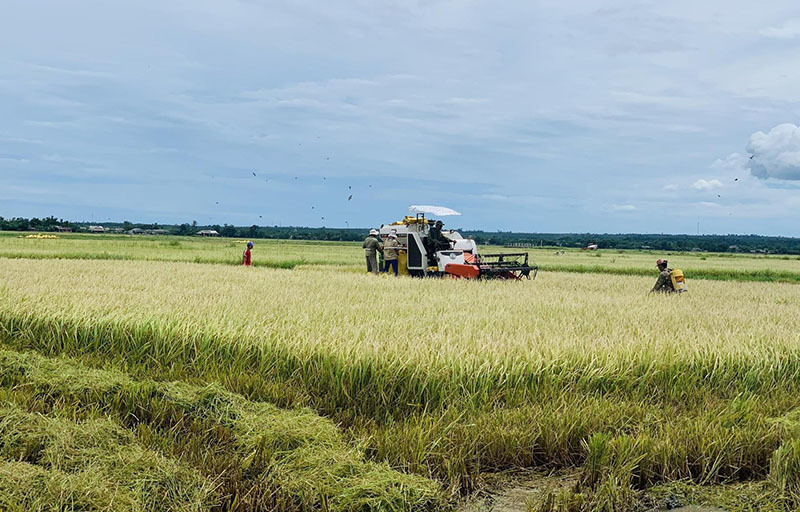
[391,216,426,225]
[398,251,409,276]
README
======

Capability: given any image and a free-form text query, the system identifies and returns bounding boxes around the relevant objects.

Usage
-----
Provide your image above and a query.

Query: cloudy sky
[2,1,800,235]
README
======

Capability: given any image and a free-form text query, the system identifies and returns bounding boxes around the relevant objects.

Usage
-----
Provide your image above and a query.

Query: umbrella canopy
[408,205,461,216]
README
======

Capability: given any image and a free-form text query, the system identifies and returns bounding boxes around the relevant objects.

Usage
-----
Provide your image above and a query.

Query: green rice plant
[0,348,444,512]
[0,404,214,512]
[2,233,799,282]
[2,253,800,505]
[769,437,800,507]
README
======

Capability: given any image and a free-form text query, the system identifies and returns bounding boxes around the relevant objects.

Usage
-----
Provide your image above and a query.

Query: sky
[2,1,800,235]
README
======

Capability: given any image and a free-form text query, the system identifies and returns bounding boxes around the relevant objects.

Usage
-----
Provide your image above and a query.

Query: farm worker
[650,259,675,293]
[242,241,253,266]
[362,229,383,275]
[428,220,450,251]
[383,233,401,276]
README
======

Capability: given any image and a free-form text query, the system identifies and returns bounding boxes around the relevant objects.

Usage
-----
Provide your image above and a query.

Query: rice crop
[1,239,800,510]
[3,231,800,282]
[0,348,442,511]
[0,403,214,512]
[0,232,355,269]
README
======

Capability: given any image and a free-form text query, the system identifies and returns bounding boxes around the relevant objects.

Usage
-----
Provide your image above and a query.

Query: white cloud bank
[693,179,723,190]
[746,123,800,180]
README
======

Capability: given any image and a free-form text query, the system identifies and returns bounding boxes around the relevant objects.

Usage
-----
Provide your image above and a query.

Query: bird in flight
[348,195,353,201]
[252,172,256,176]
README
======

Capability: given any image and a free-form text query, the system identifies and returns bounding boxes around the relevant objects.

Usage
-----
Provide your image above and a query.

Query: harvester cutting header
[376,205,537,280]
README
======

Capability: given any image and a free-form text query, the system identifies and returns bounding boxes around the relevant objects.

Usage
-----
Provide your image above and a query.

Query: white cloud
[760,19,800,39]
[693,179,723,190]
[662,184,680,191]
[711,152,748,172]
[610,204,637,211]
[746,123,800,180]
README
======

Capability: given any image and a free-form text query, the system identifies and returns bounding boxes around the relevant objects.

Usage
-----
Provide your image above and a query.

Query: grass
[2,235,800,510]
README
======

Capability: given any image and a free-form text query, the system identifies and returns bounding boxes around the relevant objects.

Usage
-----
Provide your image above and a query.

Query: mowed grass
[2,252,800,510]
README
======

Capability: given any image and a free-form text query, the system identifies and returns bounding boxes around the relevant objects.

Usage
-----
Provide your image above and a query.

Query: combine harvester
[379,205,537,280]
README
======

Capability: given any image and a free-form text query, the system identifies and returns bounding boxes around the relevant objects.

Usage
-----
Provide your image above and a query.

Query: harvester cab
[378,206,537,280]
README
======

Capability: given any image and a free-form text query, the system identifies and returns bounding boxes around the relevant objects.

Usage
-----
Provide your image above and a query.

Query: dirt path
[456,473,576,512]
[455,473,727,512]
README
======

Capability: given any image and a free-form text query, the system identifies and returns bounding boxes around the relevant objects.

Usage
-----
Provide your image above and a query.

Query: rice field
[1,233,800,511]
[3,231,800,281]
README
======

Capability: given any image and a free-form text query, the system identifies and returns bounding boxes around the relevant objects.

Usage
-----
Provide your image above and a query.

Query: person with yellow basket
[651,259,688,293]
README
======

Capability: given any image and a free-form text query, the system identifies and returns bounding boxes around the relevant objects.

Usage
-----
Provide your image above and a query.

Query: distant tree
[220,224,236,237]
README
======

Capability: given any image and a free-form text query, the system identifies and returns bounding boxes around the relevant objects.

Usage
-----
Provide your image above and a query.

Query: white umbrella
[408,205,461,216]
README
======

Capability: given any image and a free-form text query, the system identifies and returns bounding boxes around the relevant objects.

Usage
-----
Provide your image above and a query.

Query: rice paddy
[1,233,799,511]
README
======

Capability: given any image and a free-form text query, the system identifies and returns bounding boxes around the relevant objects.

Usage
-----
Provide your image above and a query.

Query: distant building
[128,228,145,235]
[149,229,168,235]
[196,230,220,237]
[584,243,599,250]
[54,226,72,232]
[728,245,740,252]
[88,225,105,233]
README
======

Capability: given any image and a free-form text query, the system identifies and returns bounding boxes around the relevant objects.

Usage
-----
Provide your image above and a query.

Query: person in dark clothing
[428,220,451,251]
[651,259,675,293]
[362,229,383,274]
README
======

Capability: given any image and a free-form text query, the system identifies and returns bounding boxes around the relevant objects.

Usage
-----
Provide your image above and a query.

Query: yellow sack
[670,269,688,293]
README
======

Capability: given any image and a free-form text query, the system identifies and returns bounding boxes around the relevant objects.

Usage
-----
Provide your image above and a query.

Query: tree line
[2,216,799,254]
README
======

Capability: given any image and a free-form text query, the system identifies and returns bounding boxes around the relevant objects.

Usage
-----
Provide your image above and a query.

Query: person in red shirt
[242,241,253,266]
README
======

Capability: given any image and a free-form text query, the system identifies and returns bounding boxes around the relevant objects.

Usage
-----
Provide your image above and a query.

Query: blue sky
[2,1,800,235]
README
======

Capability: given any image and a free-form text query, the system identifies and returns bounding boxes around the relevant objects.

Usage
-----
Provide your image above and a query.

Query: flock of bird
[209,162,371,227]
